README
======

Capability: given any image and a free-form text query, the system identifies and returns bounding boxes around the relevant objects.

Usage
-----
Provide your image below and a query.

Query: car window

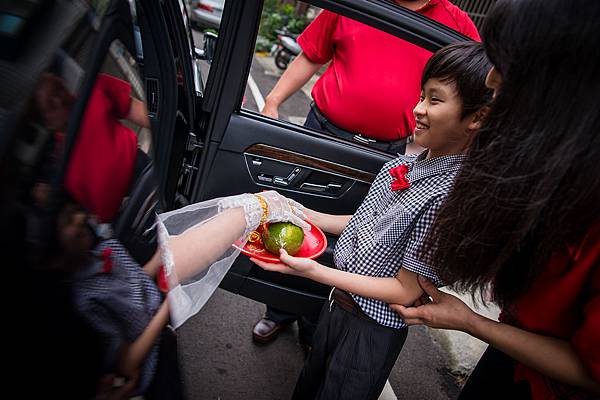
[1,3,160,395]
[242,1,317,122]
[241,1,483,154]
[186,0,226,91]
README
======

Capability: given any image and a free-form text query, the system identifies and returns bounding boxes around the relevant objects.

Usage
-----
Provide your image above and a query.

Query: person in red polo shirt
[254,0,479,350]
[262,0,479,151]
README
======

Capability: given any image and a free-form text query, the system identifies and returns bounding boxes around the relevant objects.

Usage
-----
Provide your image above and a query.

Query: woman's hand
[217,191,310,234]
[390,275,483,333]
[393,277,600,394]
[259,191,310,231]
[251,249,319,279]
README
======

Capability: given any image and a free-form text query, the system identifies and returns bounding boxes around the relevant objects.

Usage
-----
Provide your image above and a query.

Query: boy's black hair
[421,42,493,118]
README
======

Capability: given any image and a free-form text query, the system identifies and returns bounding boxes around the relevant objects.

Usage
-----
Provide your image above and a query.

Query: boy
[252,42,493,400]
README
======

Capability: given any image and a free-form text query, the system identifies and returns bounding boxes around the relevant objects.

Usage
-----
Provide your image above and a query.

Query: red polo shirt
[501,223,600,399]
[298,0,480,141]
[64,73,138,223]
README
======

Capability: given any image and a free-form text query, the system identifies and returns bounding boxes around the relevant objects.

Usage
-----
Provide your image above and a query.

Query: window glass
[242,0,482,155]
[186,0,226,90]
[1,5,158,396]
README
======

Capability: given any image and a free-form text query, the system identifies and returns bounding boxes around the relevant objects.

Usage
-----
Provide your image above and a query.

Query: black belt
[310,102,407,154]
[329,288,374,322]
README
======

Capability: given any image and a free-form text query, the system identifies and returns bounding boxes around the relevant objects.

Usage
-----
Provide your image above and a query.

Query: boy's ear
[467,106,489,132]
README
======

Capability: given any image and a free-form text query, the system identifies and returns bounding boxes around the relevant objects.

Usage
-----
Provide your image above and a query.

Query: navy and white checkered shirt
[333,151,464,329]
[72,239,162,393]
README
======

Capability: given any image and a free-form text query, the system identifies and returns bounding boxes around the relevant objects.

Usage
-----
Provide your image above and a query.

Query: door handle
[300,182,343,192]
[271,167,302,187]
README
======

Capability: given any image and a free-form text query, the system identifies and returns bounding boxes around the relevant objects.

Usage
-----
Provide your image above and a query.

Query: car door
[152,0,473,317]
[1,1,176,396]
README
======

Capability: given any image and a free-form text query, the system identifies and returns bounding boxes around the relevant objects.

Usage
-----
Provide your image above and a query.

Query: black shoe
[252,318,287,344]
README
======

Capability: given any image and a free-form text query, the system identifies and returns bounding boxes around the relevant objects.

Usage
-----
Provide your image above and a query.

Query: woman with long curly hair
[393,1,600,399]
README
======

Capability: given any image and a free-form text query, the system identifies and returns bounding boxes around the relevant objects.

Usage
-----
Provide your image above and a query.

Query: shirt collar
[406,150,465,183]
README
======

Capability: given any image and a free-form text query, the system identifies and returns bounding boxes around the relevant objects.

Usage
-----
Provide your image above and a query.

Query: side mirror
[194,31,218,64]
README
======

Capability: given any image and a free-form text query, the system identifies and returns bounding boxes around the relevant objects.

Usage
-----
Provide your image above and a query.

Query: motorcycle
[270,27,301,70]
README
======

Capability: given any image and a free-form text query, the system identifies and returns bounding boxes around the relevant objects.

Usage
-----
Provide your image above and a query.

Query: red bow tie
[101,247,113,273]
[389,164,410,191]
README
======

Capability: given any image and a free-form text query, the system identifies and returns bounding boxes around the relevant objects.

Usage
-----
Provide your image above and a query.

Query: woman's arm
[164,191,310,283]
[141,209,246,283]
[168,208,246,282]
[391,277,600,394]
[118,299,170,379]
[119,206,257,377]
[304,208,351,236]
[127,97,151,129]
[252,250,424,306]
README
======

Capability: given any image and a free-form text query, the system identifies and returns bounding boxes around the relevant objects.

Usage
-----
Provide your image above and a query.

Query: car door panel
[154,0,474,316]
[200,113,389,212]
[195,111,392,315]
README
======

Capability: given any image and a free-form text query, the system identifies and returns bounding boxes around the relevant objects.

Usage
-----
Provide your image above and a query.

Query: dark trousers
[265,306,318,345]
[292,302,408,400]
[458,346,531,400]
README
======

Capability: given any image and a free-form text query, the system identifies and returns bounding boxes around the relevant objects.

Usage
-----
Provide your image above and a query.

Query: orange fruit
[262,222,304,256]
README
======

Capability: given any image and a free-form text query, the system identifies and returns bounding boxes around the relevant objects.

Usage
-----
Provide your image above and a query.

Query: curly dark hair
[425,0,600,308]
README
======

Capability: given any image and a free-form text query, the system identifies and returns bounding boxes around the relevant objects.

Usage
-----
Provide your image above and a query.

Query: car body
[188,0,225,30]
[1,0,478,394]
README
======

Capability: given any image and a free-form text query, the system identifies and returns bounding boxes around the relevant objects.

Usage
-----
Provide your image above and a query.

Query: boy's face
[413,78,475,158]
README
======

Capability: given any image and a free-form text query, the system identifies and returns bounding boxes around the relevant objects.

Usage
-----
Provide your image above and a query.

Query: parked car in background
[188,0,225,30]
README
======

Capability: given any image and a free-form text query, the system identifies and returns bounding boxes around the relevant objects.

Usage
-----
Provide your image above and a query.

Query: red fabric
[157,265,169,293]
[389,164,410,191]
[101,247,113,273]
[298,0,480,141]
[502,223,600,399]
[64,73,138,222]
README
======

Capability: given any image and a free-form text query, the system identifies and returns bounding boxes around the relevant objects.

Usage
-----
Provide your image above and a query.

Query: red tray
[233,220,327,263]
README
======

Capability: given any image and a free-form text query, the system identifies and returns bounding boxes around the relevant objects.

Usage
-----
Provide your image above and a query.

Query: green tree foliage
[257,0,309,51]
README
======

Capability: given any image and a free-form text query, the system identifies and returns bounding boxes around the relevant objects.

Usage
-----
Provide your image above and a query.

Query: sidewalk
[433,289,500,376]
[254,53,321,100]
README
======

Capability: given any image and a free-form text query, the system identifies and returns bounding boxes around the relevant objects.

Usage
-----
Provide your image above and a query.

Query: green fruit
[262,222,305,256]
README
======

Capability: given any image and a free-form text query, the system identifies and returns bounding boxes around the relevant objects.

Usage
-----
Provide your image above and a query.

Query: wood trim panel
[246,144,375,184]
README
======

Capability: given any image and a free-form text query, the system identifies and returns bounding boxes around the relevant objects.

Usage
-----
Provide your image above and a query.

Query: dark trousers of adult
[292,290,408,400]
[307,103,408,155]
[458,346,531,400]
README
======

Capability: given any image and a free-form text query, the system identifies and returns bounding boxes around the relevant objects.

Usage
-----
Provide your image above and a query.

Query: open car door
[150,0,472,318]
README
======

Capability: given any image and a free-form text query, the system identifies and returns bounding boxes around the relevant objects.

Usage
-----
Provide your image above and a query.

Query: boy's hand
[250,249,318,278]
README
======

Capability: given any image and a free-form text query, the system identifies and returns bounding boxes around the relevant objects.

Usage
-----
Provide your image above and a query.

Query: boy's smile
[413,78,477,158]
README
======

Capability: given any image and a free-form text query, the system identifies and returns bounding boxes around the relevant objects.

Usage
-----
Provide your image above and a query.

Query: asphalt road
[179,288,460,400]
[180,29,461,400]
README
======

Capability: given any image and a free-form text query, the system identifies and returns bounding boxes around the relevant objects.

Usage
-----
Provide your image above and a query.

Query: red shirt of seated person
[298,0,480,141]
[64,73,149,223]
